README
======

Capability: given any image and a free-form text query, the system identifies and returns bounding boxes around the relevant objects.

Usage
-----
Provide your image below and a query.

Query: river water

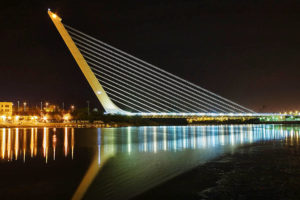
[0,124,298,199]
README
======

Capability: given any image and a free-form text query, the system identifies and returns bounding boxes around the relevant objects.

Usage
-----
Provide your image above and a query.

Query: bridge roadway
[104,112,300,123]
[114,112,288,118]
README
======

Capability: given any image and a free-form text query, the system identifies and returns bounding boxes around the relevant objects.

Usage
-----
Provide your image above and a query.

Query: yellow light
[63,113,71,121]
[1,116,6,121]
[31,116,38,121]
[52,14,57,18]
[43,116,47,121]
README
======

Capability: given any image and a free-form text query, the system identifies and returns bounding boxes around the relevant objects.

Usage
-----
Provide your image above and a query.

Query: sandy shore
[134,139,300,200]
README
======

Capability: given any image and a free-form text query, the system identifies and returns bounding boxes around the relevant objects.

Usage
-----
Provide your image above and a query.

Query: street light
[63,114,70,122]
[42,116,47,122]
[17,101,20,112]
[23,102,27,112]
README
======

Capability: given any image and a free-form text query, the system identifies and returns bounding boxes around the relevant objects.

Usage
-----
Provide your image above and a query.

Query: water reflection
[0,125,300,199]
[73,124,300,200]
[0,125,300,164]
[94,124,300,160]
[0,127,75,162]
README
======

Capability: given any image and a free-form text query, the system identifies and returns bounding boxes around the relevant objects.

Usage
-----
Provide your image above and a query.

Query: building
[0,102,13,116]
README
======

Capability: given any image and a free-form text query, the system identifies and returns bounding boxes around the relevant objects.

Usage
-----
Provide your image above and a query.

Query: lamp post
[23,102,27,112]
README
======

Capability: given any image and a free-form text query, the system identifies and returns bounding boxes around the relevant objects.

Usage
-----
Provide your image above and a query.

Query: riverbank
[134,138,300,200]
[0,116,186,128]
[0,122,127,128]
[1,121,300,128]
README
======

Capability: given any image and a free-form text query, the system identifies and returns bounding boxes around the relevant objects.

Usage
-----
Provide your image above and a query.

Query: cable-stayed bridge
[48,10,287,119]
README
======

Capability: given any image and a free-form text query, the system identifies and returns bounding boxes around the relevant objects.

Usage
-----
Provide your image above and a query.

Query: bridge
[47,10,293,121]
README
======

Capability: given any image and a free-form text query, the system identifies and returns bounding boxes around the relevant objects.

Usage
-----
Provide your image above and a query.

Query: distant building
[0,102,13,116]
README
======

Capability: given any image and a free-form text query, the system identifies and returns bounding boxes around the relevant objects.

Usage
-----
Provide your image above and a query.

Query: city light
[63,114,71,121]
[0,101,83,125]
[31,116,38,121]
[42,116,48,122]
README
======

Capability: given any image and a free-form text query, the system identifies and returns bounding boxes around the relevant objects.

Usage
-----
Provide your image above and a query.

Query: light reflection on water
[95,124,297,159]
[0,127,75,162]
[0,125,297,163]
[77,124,300,200]
[0,125,299,199]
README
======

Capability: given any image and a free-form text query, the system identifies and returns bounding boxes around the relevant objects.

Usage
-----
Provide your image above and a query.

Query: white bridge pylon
[48,11,125,114]
[48,10,256,116]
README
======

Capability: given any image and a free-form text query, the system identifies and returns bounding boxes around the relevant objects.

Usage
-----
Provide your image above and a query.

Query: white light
[97,91,101,95]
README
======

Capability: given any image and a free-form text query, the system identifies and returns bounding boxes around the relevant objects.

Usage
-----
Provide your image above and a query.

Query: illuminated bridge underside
[48,11,258,117]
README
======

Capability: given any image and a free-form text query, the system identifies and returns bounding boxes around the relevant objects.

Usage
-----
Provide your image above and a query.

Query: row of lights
[279,111,300,115]
[108,112,300,117]
[118,112,276,117]
[0,114,70,122]
[15,101,75,111]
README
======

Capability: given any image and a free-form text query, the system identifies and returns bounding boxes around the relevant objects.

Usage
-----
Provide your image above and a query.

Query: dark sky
[1,0,300,112]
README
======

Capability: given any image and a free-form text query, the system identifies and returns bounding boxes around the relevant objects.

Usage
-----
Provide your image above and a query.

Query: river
[0,124,298,199]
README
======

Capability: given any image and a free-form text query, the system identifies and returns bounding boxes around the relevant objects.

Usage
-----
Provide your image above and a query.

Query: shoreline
[134,139,300,200]
[0,122,109,128]
[0,121,300,128]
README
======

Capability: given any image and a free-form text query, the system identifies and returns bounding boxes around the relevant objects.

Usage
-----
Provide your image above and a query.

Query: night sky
[1,0,300,112]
